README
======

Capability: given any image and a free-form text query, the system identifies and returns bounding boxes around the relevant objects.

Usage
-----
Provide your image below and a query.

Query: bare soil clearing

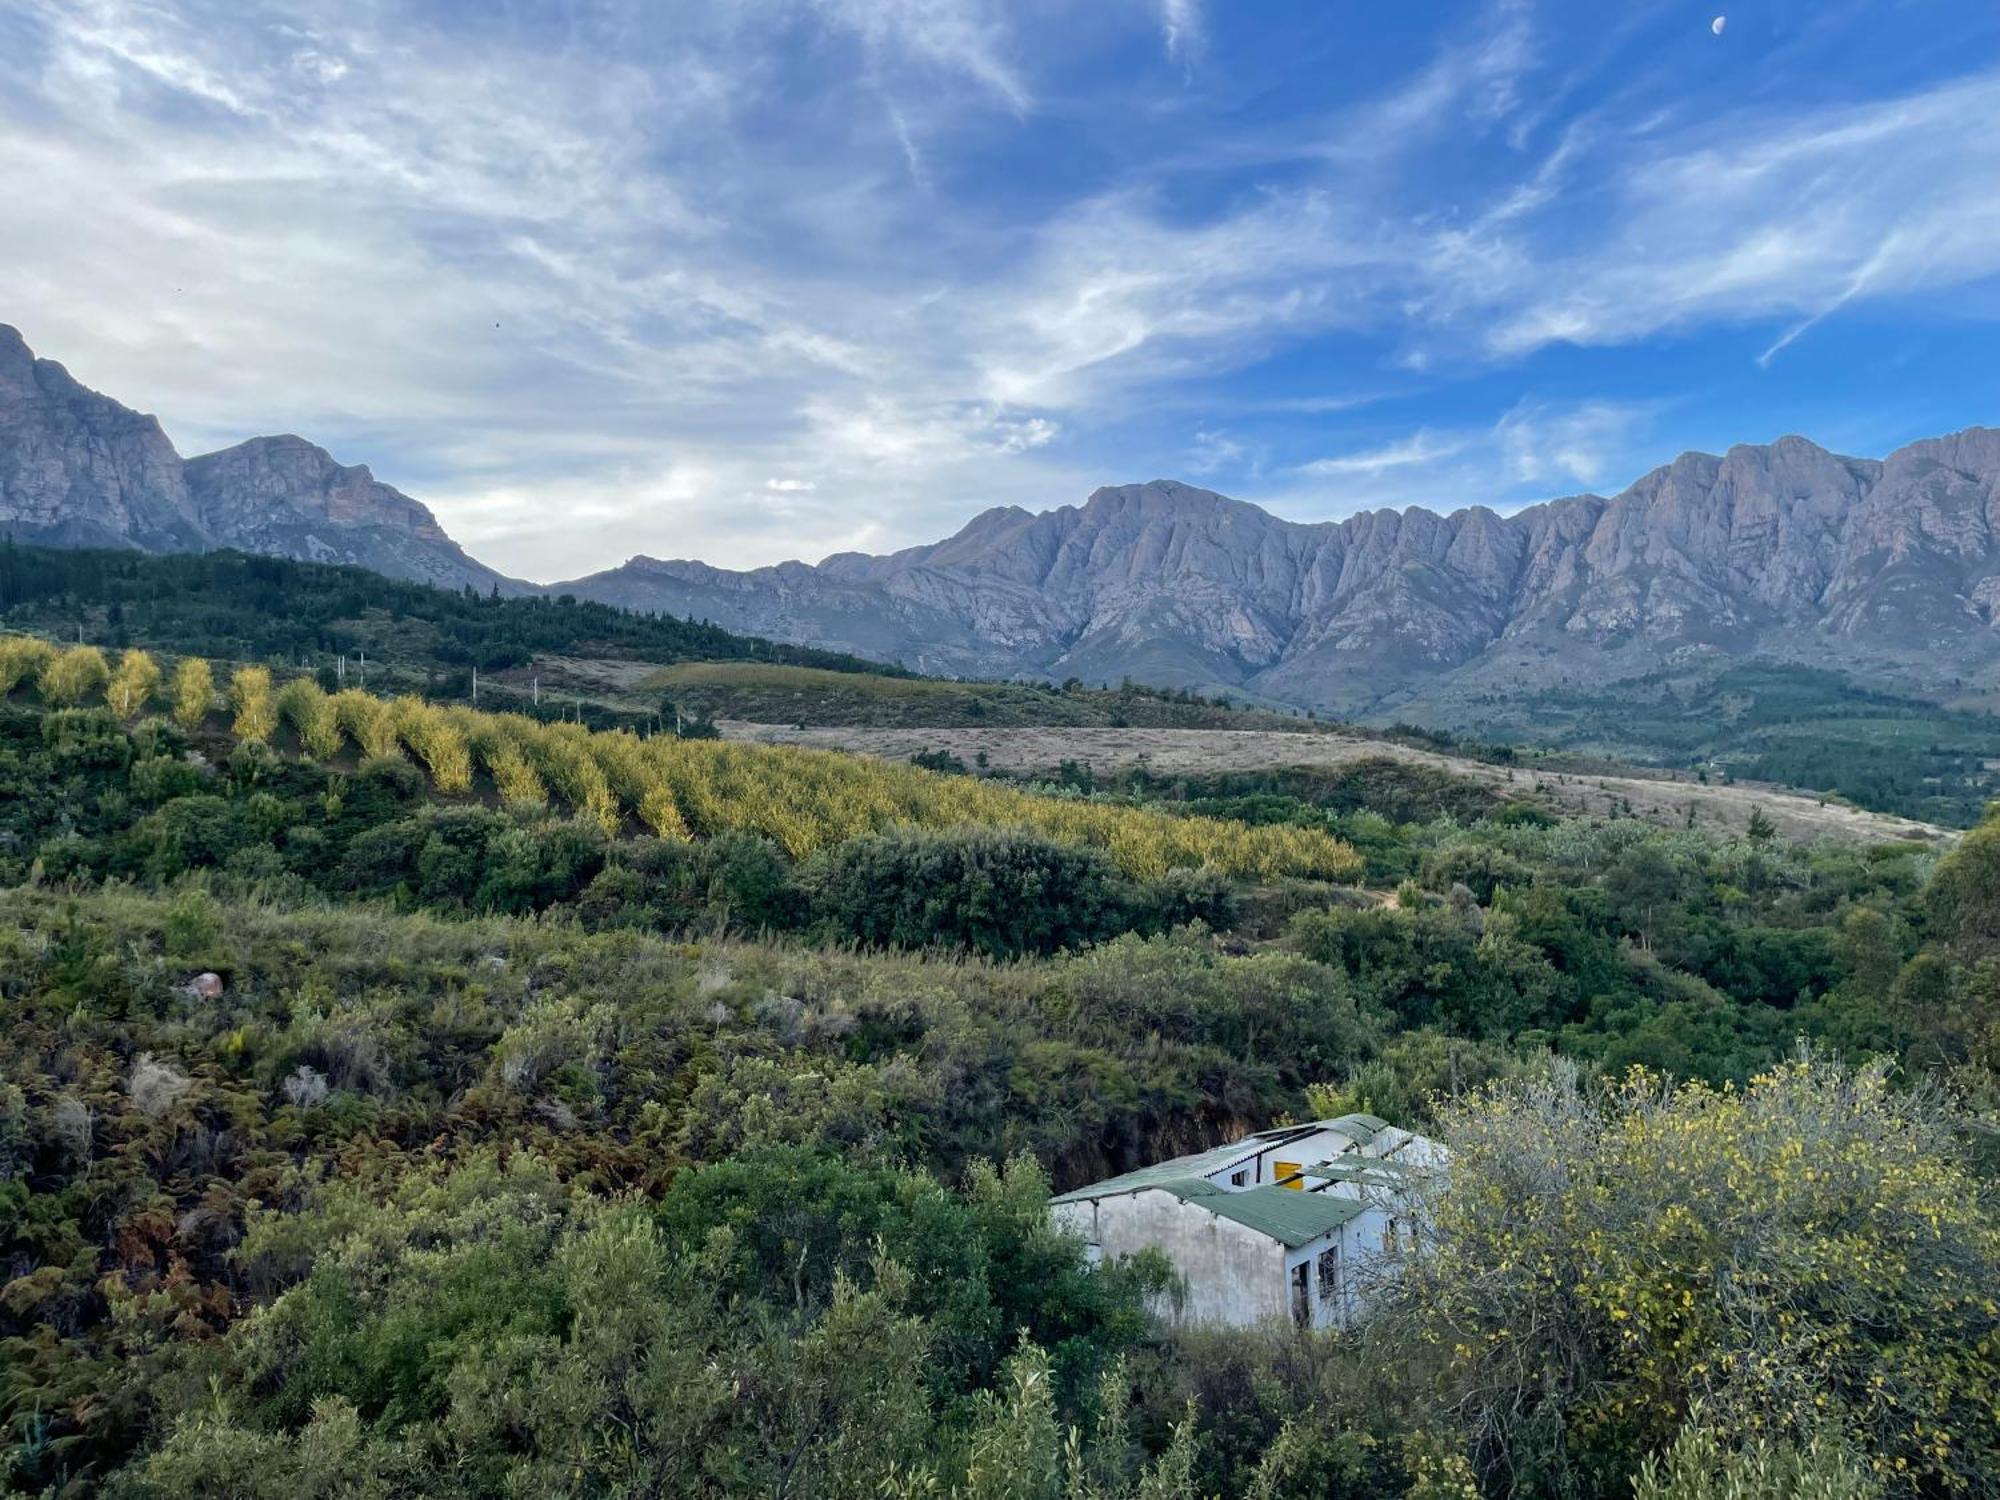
[719,721,1952,845]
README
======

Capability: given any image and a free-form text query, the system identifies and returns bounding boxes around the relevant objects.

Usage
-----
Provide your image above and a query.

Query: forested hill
[0,542,901,683]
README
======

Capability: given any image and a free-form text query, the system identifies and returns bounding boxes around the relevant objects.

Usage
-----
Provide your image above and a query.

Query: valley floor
[719,720,1953,845]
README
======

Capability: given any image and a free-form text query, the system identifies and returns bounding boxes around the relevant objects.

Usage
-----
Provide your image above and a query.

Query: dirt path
[718,721,1952,845]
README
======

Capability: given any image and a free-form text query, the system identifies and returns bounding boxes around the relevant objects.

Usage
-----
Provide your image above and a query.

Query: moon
[1711,15,1727,34]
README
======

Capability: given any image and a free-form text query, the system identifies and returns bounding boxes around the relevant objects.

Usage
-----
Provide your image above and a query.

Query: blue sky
[4,0,2000,580]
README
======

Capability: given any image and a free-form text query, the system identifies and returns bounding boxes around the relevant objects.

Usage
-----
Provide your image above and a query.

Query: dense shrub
[1390,1058,2000,1498]
[804,825,1129,959]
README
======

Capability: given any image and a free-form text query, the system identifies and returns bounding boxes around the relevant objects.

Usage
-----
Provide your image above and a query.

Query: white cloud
[1267,398,1659,522]
[816,0,1030,111]
[1296,430,1467,479]
[992,415,1060,453]
[1495,400,1654,490]
[1186,428,1247,475]
[6,0,1998,585]
[1469,70,2000,359]
[1158,0,1203,65]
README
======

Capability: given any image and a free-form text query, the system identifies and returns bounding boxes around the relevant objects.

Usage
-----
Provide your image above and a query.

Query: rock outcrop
[0,325,512,592]
[0,325,202,552]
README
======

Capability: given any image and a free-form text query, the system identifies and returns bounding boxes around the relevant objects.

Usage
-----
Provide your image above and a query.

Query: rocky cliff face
[0,326,203,552]
[183,434,506,591]
[0,326,511,593]
[558,435,2000,713]
[7,321,1996,714]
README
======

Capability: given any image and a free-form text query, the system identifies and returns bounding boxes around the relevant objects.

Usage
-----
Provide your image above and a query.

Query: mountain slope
[6,322,1998,721]
[0,325,513,592]
[558,436,2000,714]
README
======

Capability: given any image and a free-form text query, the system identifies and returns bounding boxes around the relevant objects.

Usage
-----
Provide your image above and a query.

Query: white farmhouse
[1050,1114,1439,1331]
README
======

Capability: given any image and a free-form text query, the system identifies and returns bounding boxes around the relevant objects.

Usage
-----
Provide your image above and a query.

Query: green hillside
[641,660,1321,730]
[0,653,1996,1493]
[1417,659,2000,826]
[0,542,898,690]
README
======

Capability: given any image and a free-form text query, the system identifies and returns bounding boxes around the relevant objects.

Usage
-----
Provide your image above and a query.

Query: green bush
[804,825,1128,959]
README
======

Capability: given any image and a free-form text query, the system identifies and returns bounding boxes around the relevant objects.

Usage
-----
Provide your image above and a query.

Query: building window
[1229,1170,1247,1187]
[1290,1262,1310,1328]
[1317,1246,1340,1306]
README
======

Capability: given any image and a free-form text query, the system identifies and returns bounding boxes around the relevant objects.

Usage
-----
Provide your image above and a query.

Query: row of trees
[0,647,1362,882]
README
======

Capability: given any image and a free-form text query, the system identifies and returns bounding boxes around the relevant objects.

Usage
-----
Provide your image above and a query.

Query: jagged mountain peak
[0,324,34,379]
[5,322,1997,716]
[555,425,2000,713]
[0,324,513,593]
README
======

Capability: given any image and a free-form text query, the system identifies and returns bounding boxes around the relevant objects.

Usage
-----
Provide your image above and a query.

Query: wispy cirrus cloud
[1157,0,1203,65]
[1296,430,1468,479]
[1264,398,1658,520]
[4,0,1998,579]
[1458,70,2000,360]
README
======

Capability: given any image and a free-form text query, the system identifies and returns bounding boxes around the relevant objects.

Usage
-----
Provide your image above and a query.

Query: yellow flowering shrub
[1397,1057,2000,1496]
[330,689,400,760]
[452,708,546,805]
[275,677,343,759]
[388,697,473,795]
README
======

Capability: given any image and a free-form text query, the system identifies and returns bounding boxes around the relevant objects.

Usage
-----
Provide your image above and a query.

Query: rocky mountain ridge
[5,321,1998,715]
[558,432,2000,713]
[0,325,510,592]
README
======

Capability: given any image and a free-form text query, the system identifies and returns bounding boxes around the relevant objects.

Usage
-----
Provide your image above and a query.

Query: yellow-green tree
[0,636,57,696]
[389,696,474,795]
[230,665,278,742]
[331,689,400,760]
[523,721,621,835]
[275,677,343,759]
[454,708,546,804]
[39,645,110,707]
[171,657,215,729]
[592,732,690,840]
[106,649,162,718]
[1394,1056,2000,1496]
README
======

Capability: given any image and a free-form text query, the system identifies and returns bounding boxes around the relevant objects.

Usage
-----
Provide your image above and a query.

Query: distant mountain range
[558,434,2000,716]
[6,322,2000,717]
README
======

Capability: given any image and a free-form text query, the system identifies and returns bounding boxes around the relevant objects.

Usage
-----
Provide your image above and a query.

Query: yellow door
[1274,1160,1303,1190]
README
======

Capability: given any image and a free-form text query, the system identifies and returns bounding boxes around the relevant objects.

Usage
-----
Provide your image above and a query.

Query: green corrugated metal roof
[1154,1176,1224,1198]
[1051,1115,1409,1209]
[1191,1185,1367,1247]
[1303,1156,1420,1185]
[1326,1113,1389,1145]
[1050,1140,1263,1205]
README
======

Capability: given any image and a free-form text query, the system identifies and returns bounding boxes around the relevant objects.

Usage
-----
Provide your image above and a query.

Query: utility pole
[471,666,479,705]
[532,676,539,708]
